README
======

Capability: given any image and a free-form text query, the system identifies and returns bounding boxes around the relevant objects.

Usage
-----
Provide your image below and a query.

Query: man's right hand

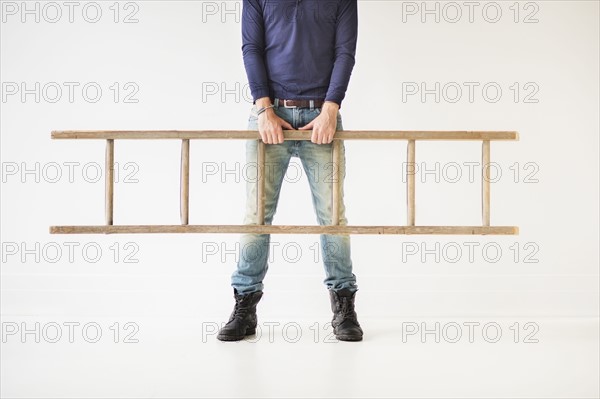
[255,97,293,144]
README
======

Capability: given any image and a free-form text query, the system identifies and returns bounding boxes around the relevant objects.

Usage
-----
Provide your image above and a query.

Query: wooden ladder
[49,130,519,235]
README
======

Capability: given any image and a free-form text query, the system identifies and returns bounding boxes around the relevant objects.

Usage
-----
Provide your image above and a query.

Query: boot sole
[336,335,363,342]
[217,329,256,342]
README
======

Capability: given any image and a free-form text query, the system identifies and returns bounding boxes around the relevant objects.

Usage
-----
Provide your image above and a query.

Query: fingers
[281,119,294,130]
[275,125,284,144]
[259,119,289,144]
[259,126,277,144]
[303,120,332,144]
[304,113,335,144]
[311,128,319,144]
[324,129,335,144]
[259,130,269,144]
[311,126,335,144]
[268,127,282,144]
[311,129,324,144]
[271,117,291,144]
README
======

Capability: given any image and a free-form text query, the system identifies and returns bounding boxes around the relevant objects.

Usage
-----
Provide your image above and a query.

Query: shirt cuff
[251,88,271,104]
[324,94,343,108]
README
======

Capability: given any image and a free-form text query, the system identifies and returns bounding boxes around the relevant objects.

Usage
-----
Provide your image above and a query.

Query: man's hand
[299,101,339,144]
[256,97,293,144]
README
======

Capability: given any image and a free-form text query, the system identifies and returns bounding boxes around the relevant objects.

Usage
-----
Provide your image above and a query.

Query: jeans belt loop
[283,99,297,108]
[309,100,314,110]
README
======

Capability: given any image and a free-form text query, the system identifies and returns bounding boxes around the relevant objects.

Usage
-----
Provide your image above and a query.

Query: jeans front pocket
[248,105,259,129]
[336,111,343,131]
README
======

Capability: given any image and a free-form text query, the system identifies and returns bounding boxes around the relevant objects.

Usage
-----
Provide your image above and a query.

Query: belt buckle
[283,99,296,108]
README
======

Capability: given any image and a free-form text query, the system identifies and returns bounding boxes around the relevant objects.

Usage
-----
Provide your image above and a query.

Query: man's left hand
[298,101,340,144]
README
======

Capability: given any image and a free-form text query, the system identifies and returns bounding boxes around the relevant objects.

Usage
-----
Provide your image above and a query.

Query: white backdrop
[1,1,599,397]
[0,1,599,397]
[2,0,598,317]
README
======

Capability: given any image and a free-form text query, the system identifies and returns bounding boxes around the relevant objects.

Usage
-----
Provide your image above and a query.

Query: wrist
[255,97,272,108]
[322,101,340,113]
[257,105,275,118]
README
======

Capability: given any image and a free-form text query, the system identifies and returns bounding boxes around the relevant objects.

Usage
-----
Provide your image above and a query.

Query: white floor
[1,316,598,398]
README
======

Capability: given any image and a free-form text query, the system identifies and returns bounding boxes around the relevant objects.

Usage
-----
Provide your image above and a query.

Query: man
[217,0,362,342]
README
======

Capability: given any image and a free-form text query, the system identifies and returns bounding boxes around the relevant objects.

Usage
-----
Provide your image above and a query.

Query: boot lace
[232,302,250,319]
[338,296,357,321]
[229,295,256,322]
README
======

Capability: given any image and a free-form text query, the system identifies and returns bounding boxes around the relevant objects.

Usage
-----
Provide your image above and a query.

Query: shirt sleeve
[241,0,270,102]
[324,0,358,108]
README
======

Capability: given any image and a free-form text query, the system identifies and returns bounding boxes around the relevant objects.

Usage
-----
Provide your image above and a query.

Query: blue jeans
[231,100,358,294]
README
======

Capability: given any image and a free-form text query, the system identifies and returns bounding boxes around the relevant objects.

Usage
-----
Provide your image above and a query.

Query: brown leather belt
[273,98,325,108]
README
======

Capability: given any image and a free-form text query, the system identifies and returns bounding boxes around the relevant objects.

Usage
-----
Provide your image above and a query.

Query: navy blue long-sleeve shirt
[242,0,358,107]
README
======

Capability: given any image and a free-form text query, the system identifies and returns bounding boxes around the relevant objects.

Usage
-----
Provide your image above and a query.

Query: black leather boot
[217,289,263,341]
[329,288,363,341]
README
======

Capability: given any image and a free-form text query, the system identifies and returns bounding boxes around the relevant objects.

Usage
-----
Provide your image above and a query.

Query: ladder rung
[49,225,519,235]
[51,130,519,141]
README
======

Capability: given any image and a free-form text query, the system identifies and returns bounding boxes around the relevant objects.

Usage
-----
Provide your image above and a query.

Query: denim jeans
[231,100,358,294]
